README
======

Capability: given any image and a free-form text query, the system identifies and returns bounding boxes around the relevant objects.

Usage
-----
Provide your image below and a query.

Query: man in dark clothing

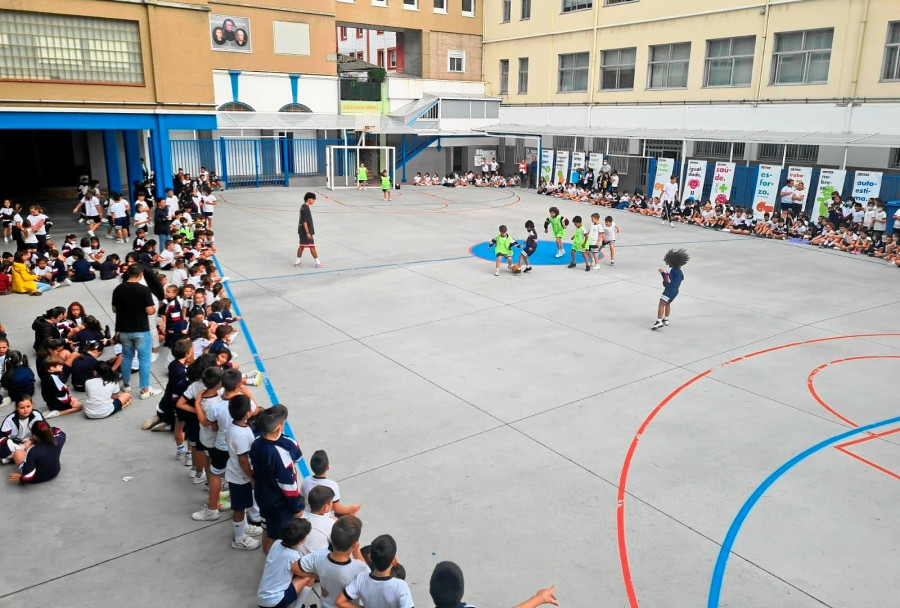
[111,265,161,399]
[529,156,538,188]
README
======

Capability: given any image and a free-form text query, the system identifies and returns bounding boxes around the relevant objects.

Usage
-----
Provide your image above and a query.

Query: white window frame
[599,47,636,90]
[558,51,590,92]
[462,0,475,17]
[371,0,388,6]
[448,50,465,73]
[647,42,690,89]
[562,0,592,13]
[433,0,447,13]
[882,21,900,82]
[604,0,637,5]
[403,0,418,9]
[703,36,755,88]
[770,28,833,85]
[518,57,529,94]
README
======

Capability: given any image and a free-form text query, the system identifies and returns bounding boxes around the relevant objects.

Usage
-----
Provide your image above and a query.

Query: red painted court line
[617,333,900,608]
[807,355,900,429]
[834,427,900,483]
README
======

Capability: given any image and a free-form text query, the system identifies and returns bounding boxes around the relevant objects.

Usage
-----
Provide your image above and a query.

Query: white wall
[213,70,339,114]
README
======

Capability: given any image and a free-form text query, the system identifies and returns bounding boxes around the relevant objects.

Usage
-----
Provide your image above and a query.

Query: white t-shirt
[202,194,217,213]
[662,182,678,202]
[158,249,175,267]
[165,195,179,217]
[780,186,796,204]
[224,421,254,485]
[84,197,102,216]
[198,391,228,450]
[602,222,618,241]
[133,211,149,227]
[343,572,414,608]
[84,378,120,419]
[587,222,602,245]
[30,213,48,235]
[301,476,342,507]
[611,174,619,188]
[257,541,302,608]
[299,511,335,557]
[109,201,127,220]
[874,209,887,230]
[171,267,188,287]
[299,549,369,608]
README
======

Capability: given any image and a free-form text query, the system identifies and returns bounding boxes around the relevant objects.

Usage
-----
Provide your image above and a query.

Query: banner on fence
[681,160,707,202]
[752,164,781,218]
[588,153,604,173]
[787,166,812,209]
[571,151,586,171]
[712,162,736,204]
[554,150,570,184]
[812,169,847,218]
[851,170,883,200]
[541,149,554,184]
[652,158,675,198]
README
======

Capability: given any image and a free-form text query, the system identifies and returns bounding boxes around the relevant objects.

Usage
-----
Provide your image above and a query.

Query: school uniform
[299,549,369,608]
[198,392,230,474]
[257,541,304,608]
[0,410,45,459]
[17,428,66,484]
[249,435,304,541]
[660,266,684,302]
[42,373,75,412]
[343,572,414,608]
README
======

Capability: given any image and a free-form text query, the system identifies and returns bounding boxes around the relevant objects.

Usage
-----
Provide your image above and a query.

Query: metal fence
[170,138,346,189]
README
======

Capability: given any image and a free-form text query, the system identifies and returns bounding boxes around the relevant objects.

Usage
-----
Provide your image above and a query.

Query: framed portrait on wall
[210,14,252,52]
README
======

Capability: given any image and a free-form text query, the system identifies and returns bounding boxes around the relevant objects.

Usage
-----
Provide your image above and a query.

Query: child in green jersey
[356,163,368,190]
[543,207,569,257]
[381,170,392,201]
[567,216,591,271]
[489,225,521,276]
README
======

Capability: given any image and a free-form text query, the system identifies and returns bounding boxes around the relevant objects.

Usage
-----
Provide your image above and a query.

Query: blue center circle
[469,241,604,265]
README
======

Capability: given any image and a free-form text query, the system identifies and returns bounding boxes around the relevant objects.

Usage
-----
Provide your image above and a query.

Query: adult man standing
[779,179,802,215]
[295,192,326,268]
[529,156,537,188]
[112,264,162,400]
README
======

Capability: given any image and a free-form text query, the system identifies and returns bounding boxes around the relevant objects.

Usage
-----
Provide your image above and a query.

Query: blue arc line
[212,255,311,478]
[708,414,900,607]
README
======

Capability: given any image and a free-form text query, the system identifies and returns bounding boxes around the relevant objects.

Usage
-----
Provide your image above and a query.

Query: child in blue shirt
[652,248,689,330]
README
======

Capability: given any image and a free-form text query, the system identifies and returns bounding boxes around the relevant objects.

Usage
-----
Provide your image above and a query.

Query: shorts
[203,211,214,218]
[261,583,299,608]
[229,481,254,511]
[1,218,11,227]
[522,246,536,257]
[112,398,124,412]
[660,289,679,303]
[601,239,615,248]
[86,215,100,223]
[589,245,599,252]
[114,218,128,228]
[552,230,566,239]
[260,509,294,541]
[181,414,200,445]
[298,234,315,247]
[206,446,229,475]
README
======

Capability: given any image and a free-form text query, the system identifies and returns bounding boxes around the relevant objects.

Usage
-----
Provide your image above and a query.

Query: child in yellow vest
[356,163,367,190]
[381,170,392,201]
[568,216,591,271]
[489,225,521,276]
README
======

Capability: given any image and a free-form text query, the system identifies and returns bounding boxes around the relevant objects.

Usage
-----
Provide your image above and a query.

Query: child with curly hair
[652,249,690,330]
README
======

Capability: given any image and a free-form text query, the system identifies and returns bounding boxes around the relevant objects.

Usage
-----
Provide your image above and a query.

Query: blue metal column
[151,116,173,198]
[282,137,290,187]
[401,135,407,183]
[102,130,123,195]
[253,140,261,189]
[123,130,143,203]
[219,139,229,187]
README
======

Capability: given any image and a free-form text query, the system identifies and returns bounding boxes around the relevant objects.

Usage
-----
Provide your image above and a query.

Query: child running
[652,248,690,330]
[599,215,620,266]
[543,207,569,257]
[567,216,591,271]
[489,225,521,276]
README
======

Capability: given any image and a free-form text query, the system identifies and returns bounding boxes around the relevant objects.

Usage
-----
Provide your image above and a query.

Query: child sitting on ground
[337,534,413,608]
[295,515,368,608]
[301,449,362,517]
[41,355,82,417]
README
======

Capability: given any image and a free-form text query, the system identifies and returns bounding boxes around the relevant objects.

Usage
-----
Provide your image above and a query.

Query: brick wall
[429,32,482,81]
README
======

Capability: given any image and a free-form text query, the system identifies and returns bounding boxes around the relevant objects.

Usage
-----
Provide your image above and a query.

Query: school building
[481,0,900,199]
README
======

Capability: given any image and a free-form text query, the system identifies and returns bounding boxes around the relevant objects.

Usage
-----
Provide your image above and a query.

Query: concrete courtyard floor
[2,184,899,608]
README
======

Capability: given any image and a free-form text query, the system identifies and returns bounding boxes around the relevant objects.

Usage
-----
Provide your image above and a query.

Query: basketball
[511,264,520,273]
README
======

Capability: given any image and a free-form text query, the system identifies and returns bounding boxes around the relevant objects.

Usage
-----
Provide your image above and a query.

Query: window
[462,0,475,17]
[605,0,638,4]
[218,101,254,112]
[0,10,143,84]
[562,0,592,12]
[403,0,418,8]
[883,22,900,81]
[648,42,690,89]
[448,50,465,73]
[388,48,397,68]
[704,36,754,87]
[339,27,347,40]
[558,52,589,92]
[600,47,635,90]
[693,141,746,159]
[889,148,900,169]
[278,103,312,112]
[518,57,529,93]
[376,30,384,34]
[356,28,363,38]
[499,59,509,93]
[377,49,385,67]
[434,0,447,11]
[521,0,531,19]
[771,28,833,84]
[502,0,511,22]
[757,143,819,163]
[645,139,682,161]
[371,0,387,6]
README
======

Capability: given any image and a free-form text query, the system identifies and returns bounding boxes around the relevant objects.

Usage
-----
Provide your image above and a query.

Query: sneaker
[651,320,664,330]
[1,396,11,407]
[192,470,207,484]
[244,523,264,537]
[140,387,163,400]
[218,497,232,511]
[78,218,85,224]
[661,220,666,225]
[247,371,263,387]
[670,222,675,227]
[175,449,186,461]
[555,251,564,258]
[104,234,114,240]
[316,262,327,268]
[150,421,171,432]
[523,266,532,273]
[63,278,72,286]
[88,230,95,237]
[294,260,304,267]
[185,452,193,467]
[45,410,60,419]
[231,535,261,551]
[140,415,160,430]
[567,263,576,268]
[191,506,220,521]
[0,456,12,465]
[494,269,500,276]
[662,318,670,326]
[150,352,159,363]
[122,383,131,392]
[610,260,615,266]
[585,266,591,271]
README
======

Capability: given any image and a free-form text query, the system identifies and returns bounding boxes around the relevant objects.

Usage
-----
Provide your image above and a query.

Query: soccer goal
[326,145,396,190]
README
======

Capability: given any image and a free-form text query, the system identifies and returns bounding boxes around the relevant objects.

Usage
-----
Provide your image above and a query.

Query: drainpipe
[845,0,870,134]
[586,0,602,129]
[753,0,772,104]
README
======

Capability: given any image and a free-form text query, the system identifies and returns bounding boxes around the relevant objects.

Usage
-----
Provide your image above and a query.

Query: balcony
[340,80,382,102]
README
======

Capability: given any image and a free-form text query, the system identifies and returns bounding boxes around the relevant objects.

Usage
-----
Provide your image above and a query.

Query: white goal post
[326,145,397,190]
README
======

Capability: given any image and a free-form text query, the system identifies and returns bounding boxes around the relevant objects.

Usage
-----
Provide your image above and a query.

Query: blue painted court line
[707,414,900,607]
[213,255,311,478]
[228,255,472,284]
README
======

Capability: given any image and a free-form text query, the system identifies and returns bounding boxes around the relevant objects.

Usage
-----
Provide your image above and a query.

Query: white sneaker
[218,276,230,282]
[63,278,72,286]
[554,251,564,258]
[670,222,675,227]
[104,234,114,240]
[246,371,263,387]
[316,262,327,268]
[88,230,95,237]
[192,470,207,484]
[1,396,11,407]
[78,218,85,224]
[191,506,220,521]
[185,452,193,467]
[294,260,304,267]
[244,523,264,537]
[150,352,159,363]
[1,456,12,465]
[651,320,664,330]
[610,260,615,265]
[140,387,163,400]
[662,318,670,326]
[231,535,261,550]
[175,449,186,461]
[150,421,171,432]
[45,410,60,419]
[494,269,500,276]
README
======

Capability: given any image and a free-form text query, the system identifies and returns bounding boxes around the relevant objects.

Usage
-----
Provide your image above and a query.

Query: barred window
[757,143,819,163]
[0,10,143,84]
[694,141,746,159]
[888,147,900,169]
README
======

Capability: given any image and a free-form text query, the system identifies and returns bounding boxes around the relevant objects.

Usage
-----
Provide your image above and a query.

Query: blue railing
[171,138,345,189]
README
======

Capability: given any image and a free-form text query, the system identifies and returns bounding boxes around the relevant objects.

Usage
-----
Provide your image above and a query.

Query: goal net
[326,145,397,191]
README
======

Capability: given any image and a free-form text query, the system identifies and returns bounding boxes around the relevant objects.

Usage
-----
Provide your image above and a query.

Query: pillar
[123,130,143,203]
[102,130,123,194]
